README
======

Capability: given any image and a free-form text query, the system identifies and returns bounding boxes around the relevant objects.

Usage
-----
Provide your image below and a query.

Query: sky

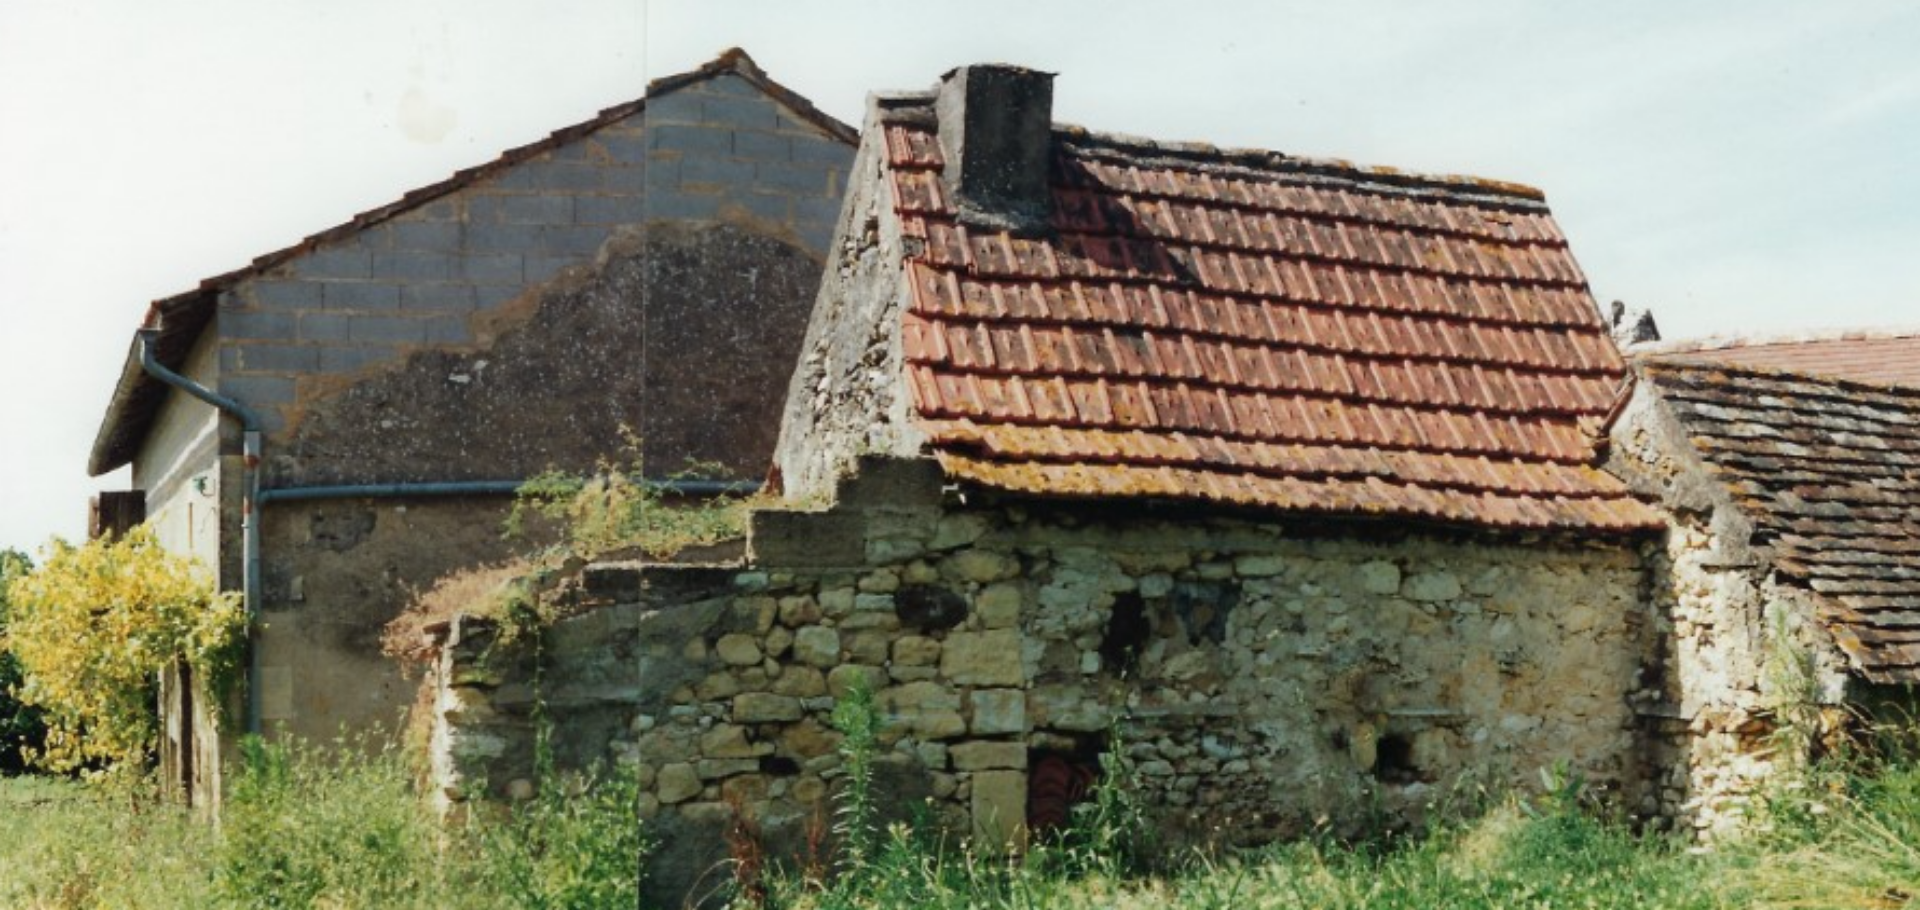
[1,1,1917,554]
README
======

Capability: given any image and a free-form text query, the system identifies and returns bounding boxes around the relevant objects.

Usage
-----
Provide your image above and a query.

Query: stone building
[422,63,1687,903]
[84,48,855,804]
[1608,331,1920,833]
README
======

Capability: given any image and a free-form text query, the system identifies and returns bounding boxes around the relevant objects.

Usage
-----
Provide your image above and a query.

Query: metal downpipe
[136,329,266,738]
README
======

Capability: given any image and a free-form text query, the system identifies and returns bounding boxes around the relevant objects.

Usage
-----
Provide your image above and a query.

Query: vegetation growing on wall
[503,454,755,562]
[388,439,760,663]
[1,529,244,778]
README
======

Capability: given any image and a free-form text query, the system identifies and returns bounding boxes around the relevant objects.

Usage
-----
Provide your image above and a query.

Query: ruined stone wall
[1610,384,1853,836]
[772,116,921,502]
[428,459,1660,903]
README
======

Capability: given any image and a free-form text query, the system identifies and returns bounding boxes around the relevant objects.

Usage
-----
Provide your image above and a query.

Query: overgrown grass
[13,746,1920,907]
[761,796,1726,910]
[760,759,1920,910]
[0,735,641,910]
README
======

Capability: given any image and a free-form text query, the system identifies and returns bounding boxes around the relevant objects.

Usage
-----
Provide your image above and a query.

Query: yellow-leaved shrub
[1,527,243,777]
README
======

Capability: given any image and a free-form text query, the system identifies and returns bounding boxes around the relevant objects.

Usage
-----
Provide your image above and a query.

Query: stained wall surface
[430,458,1663,905]
[188,70,853,756]
[1607,381,1856,835]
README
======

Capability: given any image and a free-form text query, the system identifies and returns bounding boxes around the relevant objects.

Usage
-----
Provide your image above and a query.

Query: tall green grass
[11,743,1920,908]
[0,735,641,910]
[761,798,1725,910]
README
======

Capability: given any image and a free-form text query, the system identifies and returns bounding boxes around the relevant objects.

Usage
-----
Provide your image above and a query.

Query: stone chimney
[934,64,1055,235]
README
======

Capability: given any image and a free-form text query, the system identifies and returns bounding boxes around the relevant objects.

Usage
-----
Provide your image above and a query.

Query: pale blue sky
[2,1,1916,552]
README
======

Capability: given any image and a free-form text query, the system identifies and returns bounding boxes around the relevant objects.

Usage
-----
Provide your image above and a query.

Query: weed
[217,735,449,909]
[725,793,768,906]
[502,432,756,562]
[1054,723,1154,878]
[829,672,880,880]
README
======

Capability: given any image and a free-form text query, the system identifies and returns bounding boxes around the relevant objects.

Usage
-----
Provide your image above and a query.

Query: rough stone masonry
[425,457,1665,904]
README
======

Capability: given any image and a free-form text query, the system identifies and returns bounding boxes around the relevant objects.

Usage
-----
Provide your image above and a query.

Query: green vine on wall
[1,528,245,779]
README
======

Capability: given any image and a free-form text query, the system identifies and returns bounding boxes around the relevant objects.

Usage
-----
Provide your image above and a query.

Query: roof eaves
[90,47,851,477]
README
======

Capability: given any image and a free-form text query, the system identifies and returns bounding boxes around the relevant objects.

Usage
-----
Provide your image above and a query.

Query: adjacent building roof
[1640,359,1920,683]
[1634,327,1920,390]
[876,84,1660,532]
[89,48,854,477]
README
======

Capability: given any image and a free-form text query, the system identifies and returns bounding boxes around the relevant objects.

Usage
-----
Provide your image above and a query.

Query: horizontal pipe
[257,478,760,505]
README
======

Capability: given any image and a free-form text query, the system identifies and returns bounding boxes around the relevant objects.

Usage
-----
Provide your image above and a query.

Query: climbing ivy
[2,528,244,778]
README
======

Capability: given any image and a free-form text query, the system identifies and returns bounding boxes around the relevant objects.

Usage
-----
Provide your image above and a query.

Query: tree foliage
[0,547,41,774]
[1,529,244,777]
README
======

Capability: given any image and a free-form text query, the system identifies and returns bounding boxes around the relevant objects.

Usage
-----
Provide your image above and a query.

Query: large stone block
[750,509,867,568]
[700,724,771,759]
[657,763,700,803]
[715,634,763,667]
[971,769,1028,854]
[792,627,840,667]
[941,630,1024,686]
[345,313,425,344]
[733,693,802,724]
[893,635,941,667]
[1358,560,1402,595]
[323,281,402,311]
[946,549,1022,585]
[834,456,945,511]
[951,741,1026,771]
[969,689,1026,735]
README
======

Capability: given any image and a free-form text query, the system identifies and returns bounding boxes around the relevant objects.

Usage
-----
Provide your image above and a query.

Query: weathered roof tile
[871,97,1658,531]
[1641,359,1920,681]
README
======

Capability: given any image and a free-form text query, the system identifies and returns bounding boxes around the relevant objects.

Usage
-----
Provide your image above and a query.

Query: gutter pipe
[139,324,762,734]
[256,478,757,505]
[137,329,267,738]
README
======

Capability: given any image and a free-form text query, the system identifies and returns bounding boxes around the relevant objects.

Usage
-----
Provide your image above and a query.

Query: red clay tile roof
[1633,328,1920,390]
[880,108,1660,532]
[1640,360,1920,683]
[90,48,854,477]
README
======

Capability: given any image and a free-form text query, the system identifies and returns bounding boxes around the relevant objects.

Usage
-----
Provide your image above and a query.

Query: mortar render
[143,67,854,800]
[427,458,1664,906]
[1608,382,1855,836]
[135,332,227,803]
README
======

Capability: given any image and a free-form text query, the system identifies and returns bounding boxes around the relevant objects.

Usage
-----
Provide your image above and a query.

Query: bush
[0,548,44,774]
[2,529,243,777]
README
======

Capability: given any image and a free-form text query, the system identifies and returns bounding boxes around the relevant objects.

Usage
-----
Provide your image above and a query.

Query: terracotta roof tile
[880,112,1656,532]
[1635,329,1920,390]
[1642,360,1920,682]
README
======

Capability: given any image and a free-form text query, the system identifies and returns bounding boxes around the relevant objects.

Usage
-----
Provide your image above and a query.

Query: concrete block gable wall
[138,66,855,782]
[217,71,851,455]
